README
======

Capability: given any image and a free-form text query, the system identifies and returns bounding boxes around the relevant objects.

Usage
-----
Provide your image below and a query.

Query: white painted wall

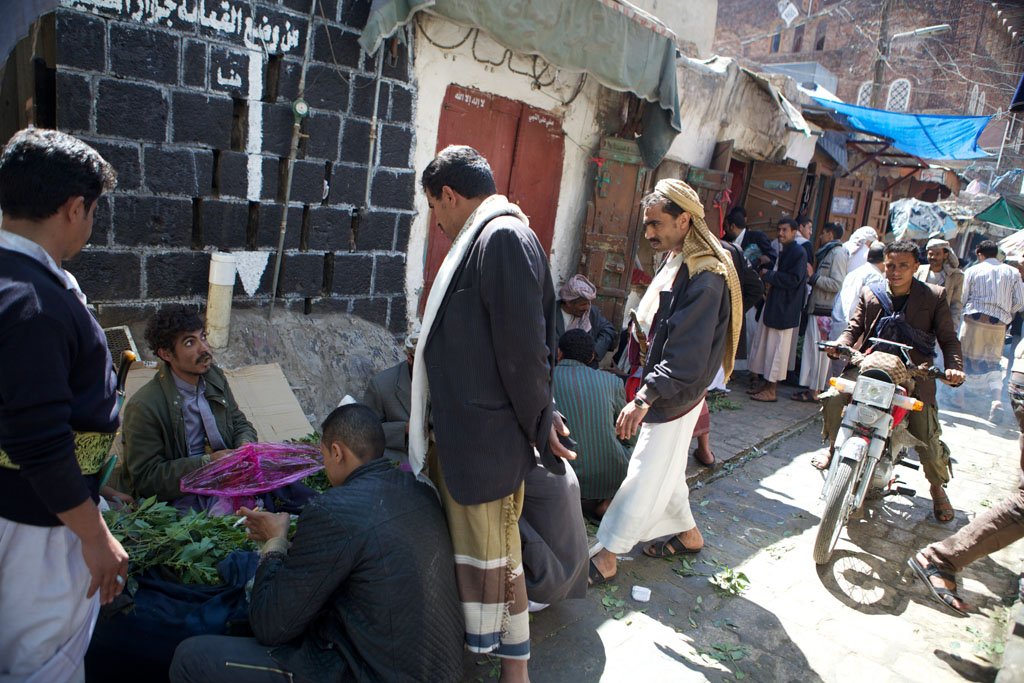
[405,15,613,323]
[628,0,719,57]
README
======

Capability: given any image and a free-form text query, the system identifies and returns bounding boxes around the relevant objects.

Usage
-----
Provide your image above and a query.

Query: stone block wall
[55,0,414,334]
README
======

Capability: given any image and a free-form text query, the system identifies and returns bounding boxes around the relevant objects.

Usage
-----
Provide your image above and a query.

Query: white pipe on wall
[207,252,237,350]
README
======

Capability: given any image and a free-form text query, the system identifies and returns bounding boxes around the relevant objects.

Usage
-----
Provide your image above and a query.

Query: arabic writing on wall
[61,0,303,54]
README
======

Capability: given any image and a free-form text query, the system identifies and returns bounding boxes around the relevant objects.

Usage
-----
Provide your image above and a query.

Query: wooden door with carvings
[420,84,564,312]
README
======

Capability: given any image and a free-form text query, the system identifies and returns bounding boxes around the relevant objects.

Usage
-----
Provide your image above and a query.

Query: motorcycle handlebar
[817,341,852,358]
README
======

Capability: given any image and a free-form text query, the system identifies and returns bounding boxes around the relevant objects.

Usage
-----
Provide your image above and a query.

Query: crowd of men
[3,128,1024,682]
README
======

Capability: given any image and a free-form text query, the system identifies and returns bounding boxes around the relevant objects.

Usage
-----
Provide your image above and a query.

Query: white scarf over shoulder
[408,195,530,479]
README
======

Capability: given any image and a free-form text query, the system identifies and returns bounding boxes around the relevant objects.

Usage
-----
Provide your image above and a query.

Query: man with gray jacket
[795,222,848,401]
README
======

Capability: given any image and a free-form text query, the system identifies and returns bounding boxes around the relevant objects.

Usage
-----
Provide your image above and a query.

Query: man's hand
[239,506,290,542]
[57,498,129,605]
[616,401,649,440]
[100,485,134,509]
[548,412,576,461]
[210,448,236,461]
[944,368,966,387]
[824,345,842,360]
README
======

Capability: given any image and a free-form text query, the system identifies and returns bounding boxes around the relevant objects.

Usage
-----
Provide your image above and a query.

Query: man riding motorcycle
[818,240,966,522]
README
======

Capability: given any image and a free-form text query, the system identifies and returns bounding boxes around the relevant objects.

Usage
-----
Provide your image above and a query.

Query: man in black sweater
[171,404,464,682]
[0,129,126,679]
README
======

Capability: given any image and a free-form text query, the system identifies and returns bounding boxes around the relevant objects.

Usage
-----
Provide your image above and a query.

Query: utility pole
[869,0,892,109]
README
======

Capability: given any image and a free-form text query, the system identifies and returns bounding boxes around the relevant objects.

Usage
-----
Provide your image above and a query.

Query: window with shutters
[886,79,911,112]
[856,81,872,107]
[770,31,781,53]
[792,24,804,52]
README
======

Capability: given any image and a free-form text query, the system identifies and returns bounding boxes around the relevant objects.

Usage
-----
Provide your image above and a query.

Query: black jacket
[761,241,808,330]
[736,229,777,270]
[423,214,562,506]
[720,238,764,312]
[250,458,464,682]
[555,305,617,362]
[635,265,732,423]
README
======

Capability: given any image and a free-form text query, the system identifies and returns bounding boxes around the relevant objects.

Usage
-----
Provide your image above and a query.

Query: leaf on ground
[700,500,710,507]
[735,669,747,679]
[668,608,676,616]
[614,610,625,620]
[689,616,697,628]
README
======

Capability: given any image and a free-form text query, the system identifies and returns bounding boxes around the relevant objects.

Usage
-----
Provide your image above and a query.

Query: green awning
[975,195,1024,230]
[360,0,682,168]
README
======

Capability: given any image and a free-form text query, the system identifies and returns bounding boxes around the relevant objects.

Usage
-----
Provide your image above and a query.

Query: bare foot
[679,526,704,552]
[499,657,530,683]
[589,548,617,584]
[931,485,954,523]
[750,389,777,402]
[594,499,611,517]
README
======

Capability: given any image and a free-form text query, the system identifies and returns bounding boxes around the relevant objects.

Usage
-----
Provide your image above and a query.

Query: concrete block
[112,195,192,247]
[395,213,411,252]
[109,23,178,84]
[81,139,141,191]
[332,253,372,295]
[340,118,370,164]
[56,72,91,133]
[56,9,105,71]
[378,124,411,168]
[261,102,297,157]
[171,91,233,149]
[389,295,407,334]
[144,147,214,196]
[200,199,250,248]
[304,112,340,161]
[381,41,409,82]
[329,163,367,206]
[182,39,207,88]
[218,152,276,200]
[277,252,325,297]
[311,24,361,67]
[87,196,112,247]
[308,206,352,251]
[373,254,404,295]
[96,79,168,143]
[305,63,349,111]
[258,203,303,249]
[370,170,414,210]
[67,250,141,301]
[288,159,327,205]
[355,211,395,251]
[389,84,413,123]
[352,296,388,326]
[146,251,209,298]
[339,0,371,28]
[209,45,250,97]
[351,75,387,118]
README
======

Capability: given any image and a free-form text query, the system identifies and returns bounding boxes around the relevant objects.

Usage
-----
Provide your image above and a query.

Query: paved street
[462,385,1022,682]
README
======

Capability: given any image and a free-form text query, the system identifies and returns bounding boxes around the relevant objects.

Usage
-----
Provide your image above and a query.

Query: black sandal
[907,555,968,616]
[643,535,702,558]
[588,558,613,586]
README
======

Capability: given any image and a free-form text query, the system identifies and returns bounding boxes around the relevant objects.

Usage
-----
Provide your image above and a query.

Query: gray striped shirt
[962,258,1024,325]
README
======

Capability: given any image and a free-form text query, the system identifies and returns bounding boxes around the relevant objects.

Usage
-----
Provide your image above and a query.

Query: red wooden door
[421,85,564,311]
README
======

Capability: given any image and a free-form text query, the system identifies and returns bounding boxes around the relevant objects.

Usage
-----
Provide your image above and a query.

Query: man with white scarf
[588,179,741,584]
[409,145,574,682]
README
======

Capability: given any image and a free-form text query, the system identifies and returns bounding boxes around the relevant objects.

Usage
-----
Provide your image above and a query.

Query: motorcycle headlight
[852,376,895,410]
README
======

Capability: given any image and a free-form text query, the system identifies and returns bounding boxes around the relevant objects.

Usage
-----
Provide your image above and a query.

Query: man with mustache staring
[588,179,742,584]
[122,304,257,509]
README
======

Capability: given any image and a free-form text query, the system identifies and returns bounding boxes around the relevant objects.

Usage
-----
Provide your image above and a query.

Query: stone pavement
[461,383,1022,682]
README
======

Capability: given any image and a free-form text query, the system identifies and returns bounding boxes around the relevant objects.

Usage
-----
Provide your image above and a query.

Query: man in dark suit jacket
[555,274,618,366]
[411,145,573,680]
[821,240,966,521]
[361,332,415,464]
[725,209,776,272]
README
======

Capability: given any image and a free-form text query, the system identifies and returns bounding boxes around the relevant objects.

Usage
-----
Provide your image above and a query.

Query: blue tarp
[810,97,991,161]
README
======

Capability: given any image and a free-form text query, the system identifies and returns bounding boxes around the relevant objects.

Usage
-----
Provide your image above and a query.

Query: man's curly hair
[144,304,204,354]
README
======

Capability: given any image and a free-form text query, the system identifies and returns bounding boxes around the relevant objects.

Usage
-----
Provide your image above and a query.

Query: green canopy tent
[974,194,1024,230]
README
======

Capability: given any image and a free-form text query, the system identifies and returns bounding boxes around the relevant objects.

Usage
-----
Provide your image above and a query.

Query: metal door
[580,138,649,326]
[744,161,807,239]
[826,177,868,236]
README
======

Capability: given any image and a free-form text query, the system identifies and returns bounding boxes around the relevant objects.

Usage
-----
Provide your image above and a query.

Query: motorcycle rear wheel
[813,459,856,565]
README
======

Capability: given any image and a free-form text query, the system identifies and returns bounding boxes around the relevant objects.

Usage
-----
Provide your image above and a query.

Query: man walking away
[0,129,127,680]
[588,179,741,584]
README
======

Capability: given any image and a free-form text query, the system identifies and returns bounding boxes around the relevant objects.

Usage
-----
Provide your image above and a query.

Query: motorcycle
[812,338,949,565]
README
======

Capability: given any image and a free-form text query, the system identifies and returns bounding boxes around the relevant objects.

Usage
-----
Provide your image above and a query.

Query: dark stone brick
[209,45,250,97]
[304,112,340,160]
[109,23,178,84]
[182,40,207,88]
[389,84,412,123]
[340,118,370,163]
[309,296,351,314]
[258,204,303,249]
[66,250,141,301]
[308,206,351,251]
[56,10,105,71]
[146,252,209,298]
[328,163,367,206]
[276,252,325,297]
[288,160,327,204]
[373,254,404,294]
[95,303,161,328]
[112,195,192,247]
[312,24,361,68]
[355,210,395,250]
[144,148,214,196]
[351,296,388,326]
[395,213,411,251]
[388,295,406,333]
[56,72,91,133]
[332,253,372,295]
[283,0,336,17]
[381,41,409,82]
[305,63,349,111]
[172,92,233,149]
[81,140,141,191]
[261,103,296,157]
[218,152,276,200]
[96,80,168,143]
[87,196,112,246]
[378,124,411,168]
[339,0,371,29]
[276,59,303,103]
[370,170,414,210]
[351,75,387,118]
[201,200,250,248]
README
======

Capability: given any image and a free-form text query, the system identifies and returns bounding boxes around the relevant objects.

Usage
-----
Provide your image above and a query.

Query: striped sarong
[429,450,529,660]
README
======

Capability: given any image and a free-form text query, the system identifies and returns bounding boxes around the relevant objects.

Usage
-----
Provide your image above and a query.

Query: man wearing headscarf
[845,226,880,272]
[555,274,617,366]
[915,237,964,331]
[588,179,741,585]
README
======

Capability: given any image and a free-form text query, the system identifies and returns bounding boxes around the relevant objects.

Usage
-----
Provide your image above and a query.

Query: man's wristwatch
[633,396,648,409]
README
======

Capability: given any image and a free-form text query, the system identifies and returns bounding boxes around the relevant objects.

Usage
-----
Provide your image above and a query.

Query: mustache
[198,354,212,363]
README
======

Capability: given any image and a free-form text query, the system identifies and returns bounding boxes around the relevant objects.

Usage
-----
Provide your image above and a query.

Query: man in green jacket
[122,305,257,509]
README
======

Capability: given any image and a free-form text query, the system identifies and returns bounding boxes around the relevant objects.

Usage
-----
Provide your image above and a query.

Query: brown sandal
[932,487,954,523]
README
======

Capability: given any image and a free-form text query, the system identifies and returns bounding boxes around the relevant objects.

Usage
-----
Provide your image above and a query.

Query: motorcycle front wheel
[813,458,856,564]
